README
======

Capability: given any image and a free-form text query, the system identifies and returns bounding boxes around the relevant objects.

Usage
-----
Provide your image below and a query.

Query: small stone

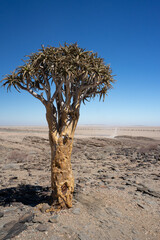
[3,221,17,230]
[32,215,44,223]
[19,211,34,223]
[116,186,125,190]
[2,222,27,240]
[132,229,138,234]
[128,191,134,195]
[0,212,4,218]
[4,207,18,214]
[137,203,145,209]
[9,176,18,181]
[40,203,50,213]
[48,214,58,223]
[11,202,23,208]
[78,232,92,240]
[72,208,80,215]
[36,223,48,232]
[2,163,20,170]
[99,182,104,186]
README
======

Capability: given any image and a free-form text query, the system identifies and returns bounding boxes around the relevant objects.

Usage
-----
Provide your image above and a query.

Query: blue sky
[0,0,160,126]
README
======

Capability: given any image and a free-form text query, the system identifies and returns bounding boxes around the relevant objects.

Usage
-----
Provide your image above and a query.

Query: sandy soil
[0,125,160,140]
[0,126,160,240]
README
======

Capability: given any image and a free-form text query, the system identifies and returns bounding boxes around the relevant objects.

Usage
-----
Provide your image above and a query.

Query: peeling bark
[46,103,79,208]
[50,136,74,208]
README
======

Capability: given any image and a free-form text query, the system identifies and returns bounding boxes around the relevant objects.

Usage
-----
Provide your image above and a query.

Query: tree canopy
[1,43,115,134]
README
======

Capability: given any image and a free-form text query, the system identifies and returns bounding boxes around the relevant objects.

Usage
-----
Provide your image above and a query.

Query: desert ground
[0,126,160,240]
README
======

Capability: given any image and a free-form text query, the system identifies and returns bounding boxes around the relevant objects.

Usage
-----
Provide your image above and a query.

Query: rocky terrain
[0,128,160,240]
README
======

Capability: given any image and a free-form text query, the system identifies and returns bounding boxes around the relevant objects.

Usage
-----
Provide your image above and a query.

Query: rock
[3,220,17,230]
[32,215,44,223]
[4,207,18,214]
[106,207,122,217]
[0,212,34,239]
[2,163,20,170]
[2,222,27,240]
[78,232,92,240]
[128,191,134,195]
[72,208,80,215]
[48,214,58,223]
[36,223,48,232]
[0,212,4,218]
[136,185,160,198]
[116,186,125,190]
[40,203,50,213]
[11,202,24,208]
[29,151,36,155]
[132,229,138,235]
[9,176,18,181]
[19,211,34,223]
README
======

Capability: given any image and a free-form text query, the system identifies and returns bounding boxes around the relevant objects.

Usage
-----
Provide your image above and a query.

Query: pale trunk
[46,103,78,208]
[50,134,74,208]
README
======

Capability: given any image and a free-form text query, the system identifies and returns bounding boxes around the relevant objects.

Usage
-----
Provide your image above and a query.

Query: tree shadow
[0,184,51,207]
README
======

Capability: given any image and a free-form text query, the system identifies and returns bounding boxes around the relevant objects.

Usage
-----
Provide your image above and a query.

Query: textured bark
[46,103,79,208]
[50,136,74,208]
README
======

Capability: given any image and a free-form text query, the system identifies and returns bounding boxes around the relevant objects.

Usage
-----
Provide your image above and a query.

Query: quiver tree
[1,43,115,209]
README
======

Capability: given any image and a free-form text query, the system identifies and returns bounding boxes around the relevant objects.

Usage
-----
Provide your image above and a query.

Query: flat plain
[0,126,160,240]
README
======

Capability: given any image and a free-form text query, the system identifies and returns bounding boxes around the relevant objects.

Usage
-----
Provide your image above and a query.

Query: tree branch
[41,69,51,101]
[72,82,98,108]
[17,82,47,105]
[51,79,64,102]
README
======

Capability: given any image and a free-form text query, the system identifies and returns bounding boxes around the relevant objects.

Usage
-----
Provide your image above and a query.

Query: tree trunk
[50,134,74,208]
[46,103,78,208]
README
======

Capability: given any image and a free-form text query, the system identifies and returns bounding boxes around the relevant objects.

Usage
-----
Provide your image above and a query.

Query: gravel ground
[0,131,160,240]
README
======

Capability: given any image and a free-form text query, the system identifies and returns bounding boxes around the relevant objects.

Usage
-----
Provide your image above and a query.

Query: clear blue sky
[0,0,160,126]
